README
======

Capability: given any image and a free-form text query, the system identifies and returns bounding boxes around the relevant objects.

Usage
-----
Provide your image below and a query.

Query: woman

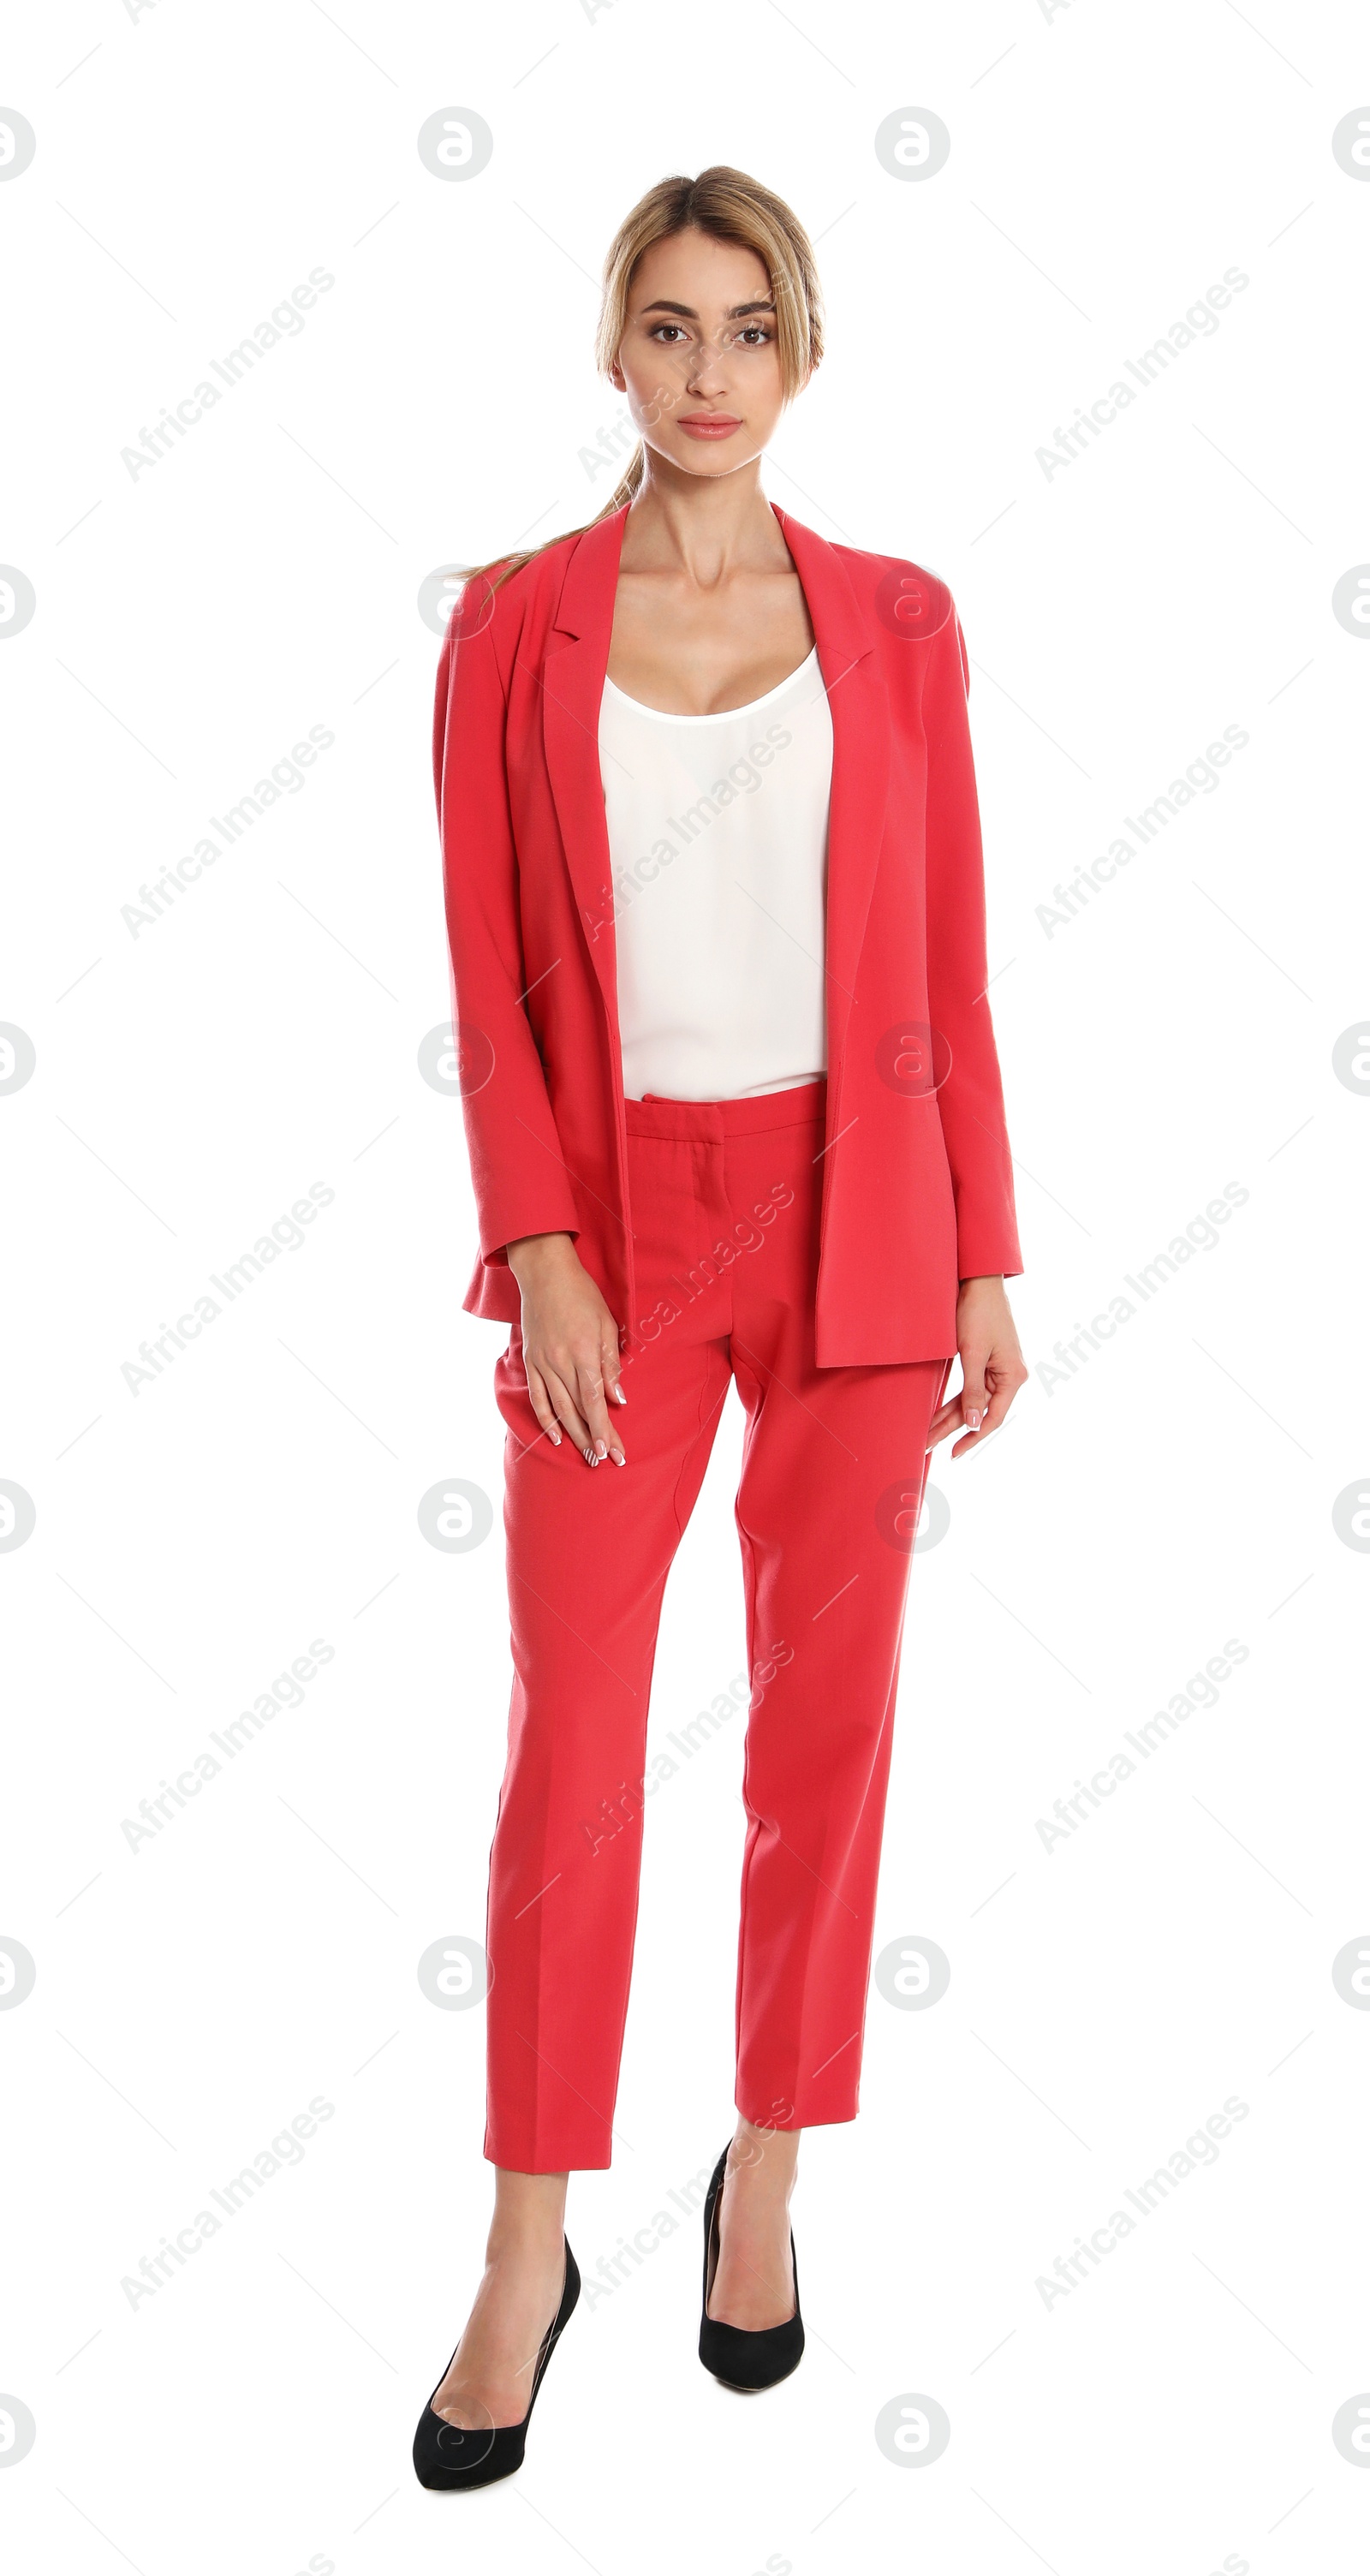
[414,165,1027,2490]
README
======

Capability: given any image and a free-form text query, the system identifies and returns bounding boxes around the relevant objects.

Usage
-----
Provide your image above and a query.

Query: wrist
[506,1231,577,1286]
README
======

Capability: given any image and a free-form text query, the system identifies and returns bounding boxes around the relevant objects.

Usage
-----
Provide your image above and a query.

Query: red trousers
[486,1082,951,2170]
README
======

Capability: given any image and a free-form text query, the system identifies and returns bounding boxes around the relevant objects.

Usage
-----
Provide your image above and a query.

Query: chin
[664,441,761,478]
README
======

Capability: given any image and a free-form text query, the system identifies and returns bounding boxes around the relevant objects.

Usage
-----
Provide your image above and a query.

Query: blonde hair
[463,165,823,592]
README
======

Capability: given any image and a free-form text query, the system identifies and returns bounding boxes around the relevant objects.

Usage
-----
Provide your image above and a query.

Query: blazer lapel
[771,505,890,1081]
[540,506,630,1026]
[541,499,890,1082]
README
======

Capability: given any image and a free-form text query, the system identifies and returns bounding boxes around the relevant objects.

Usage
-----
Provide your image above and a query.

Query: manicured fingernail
[550,1428,561,1446]
[595,1440,608,1459]
[611,1449,626,1466]
[613,1386,628,1404]
[967,1410,981,1429]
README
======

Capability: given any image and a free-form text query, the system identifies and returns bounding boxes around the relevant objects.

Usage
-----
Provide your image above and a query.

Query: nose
[684,333,733,397]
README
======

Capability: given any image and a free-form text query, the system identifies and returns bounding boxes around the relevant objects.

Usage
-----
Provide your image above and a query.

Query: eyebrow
[636,298,775,320]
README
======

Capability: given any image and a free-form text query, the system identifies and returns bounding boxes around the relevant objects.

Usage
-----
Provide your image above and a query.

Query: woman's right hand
[504,1232,628,1466]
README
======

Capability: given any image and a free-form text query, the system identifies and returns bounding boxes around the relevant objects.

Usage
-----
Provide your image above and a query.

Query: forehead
[628,227,773,313]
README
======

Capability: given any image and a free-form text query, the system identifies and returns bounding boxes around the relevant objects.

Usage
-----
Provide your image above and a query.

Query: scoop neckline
[601,645,819,724]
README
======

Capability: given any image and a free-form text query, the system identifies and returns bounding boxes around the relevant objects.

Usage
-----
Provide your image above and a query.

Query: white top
[598,647,833,1101]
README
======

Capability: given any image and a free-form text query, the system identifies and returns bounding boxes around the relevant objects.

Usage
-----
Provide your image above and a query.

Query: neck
[620,456,787,582]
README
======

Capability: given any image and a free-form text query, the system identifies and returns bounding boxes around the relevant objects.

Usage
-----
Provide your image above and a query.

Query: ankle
[727,2137,798,2197]
[484,2220,566,2269]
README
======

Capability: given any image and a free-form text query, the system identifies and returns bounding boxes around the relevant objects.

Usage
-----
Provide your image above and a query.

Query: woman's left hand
[926,1276,1028,1460]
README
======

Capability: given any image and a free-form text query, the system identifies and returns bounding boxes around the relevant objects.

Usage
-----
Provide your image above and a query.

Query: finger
[602,1321,628,1410]
[523,1363,563,1448]
[543,1369,593,1455]
[577,1362,625,1468]
[602,1329,628,1411]
[597,1328,628,1458]
[950,1382,1013,1459]
[989,1361,1029,1428]
[978,1374,1017,1435]
[925,1399,961,1451]
[958,1349,989,1437]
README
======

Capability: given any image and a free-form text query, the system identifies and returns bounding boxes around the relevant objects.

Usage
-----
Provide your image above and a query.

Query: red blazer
[432,501,1022,1366]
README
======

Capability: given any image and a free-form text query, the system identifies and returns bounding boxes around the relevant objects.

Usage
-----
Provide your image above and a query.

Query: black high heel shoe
[698,2145,805,2391]
[413,2241,581,2490]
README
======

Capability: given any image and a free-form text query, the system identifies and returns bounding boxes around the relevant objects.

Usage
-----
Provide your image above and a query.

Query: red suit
[434,504,1022,2168]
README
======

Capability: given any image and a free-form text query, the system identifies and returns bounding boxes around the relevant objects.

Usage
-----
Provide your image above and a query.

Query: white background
[3,3,1368,2571]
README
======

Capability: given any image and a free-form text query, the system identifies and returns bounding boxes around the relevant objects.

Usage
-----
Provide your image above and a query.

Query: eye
[648,323,689,343]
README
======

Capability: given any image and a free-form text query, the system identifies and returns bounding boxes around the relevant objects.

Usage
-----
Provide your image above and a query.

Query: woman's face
[610,226,792,480]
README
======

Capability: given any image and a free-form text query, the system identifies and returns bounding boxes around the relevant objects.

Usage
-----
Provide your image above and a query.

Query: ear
[608,361,626,391]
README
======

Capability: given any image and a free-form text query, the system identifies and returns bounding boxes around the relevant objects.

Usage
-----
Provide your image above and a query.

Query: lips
[679,414,741,438]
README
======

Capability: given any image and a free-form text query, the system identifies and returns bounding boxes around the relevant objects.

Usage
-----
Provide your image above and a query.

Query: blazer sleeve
[433,604,581,1270]
[921,600,1023,1282]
